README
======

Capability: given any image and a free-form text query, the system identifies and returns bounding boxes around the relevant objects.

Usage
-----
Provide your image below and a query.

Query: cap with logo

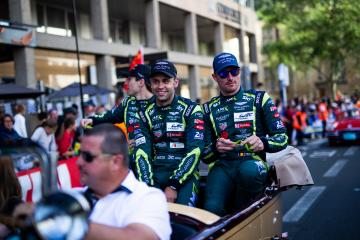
[213,52,239,74]
[129,64,151,82]
[150,60,177,78]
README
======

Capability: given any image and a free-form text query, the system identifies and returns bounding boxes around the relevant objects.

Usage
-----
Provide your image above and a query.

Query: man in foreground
[77,124,171,240]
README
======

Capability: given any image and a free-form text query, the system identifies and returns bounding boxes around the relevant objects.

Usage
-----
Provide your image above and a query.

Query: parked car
[327,116,360,146]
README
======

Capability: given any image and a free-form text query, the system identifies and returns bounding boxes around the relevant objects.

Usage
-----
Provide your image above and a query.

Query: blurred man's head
[126,64,151,96]
[77,124,128,193]
[149,60,178,106]
[212,52,241,96]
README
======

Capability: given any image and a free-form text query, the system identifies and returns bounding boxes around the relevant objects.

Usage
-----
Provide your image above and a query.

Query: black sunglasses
[79,150,112,163]
[218,68,240,79]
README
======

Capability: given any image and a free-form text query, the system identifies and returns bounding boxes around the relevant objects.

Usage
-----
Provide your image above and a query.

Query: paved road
[282,139,360,240]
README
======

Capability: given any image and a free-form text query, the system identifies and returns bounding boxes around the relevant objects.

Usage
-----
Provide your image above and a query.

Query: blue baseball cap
[213,52,239,74]
[150,60,177,78]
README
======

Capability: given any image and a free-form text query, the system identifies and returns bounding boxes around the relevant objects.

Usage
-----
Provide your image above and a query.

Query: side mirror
[33,191,90,240]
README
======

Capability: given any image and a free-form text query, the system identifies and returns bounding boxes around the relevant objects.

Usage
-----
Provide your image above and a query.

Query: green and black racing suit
[90,96,154,162]
[135,95,205,206]
[202,88,288,216]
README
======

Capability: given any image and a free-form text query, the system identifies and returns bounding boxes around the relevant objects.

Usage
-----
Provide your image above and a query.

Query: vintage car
[0,140,312,240]
[327,116,360,146]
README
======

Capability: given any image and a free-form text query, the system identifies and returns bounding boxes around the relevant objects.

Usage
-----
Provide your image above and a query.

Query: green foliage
[257,0,360,79]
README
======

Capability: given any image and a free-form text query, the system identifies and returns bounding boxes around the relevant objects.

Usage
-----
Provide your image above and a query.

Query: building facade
[0,0,262,103]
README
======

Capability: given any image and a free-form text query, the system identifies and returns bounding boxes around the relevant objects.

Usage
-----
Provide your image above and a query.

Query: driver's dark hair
[83,123,129,167]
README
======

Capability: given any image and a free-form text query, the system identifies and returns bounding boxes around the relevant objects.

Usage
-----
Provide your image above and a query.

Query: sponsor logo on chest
[234,112,254,122]
[170,142,185,149]
[235,122,252,128]
[166,122,185,132]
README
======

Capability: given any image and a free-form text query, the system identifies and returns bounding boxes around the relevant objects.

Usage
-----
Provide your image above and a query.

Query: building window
[109,19,130,44]
[36,3,80,37]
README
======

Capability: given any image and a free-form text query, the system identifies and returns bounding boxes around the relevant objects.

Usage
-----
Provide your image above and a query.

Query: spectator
[0,156,23,238]
[56,116,76,159]
[292,105,307,146]
[31,119,57,153]
[84,100,96,118]
[47,108,58,122]
[13,104,27,138]
[0,114,22,144]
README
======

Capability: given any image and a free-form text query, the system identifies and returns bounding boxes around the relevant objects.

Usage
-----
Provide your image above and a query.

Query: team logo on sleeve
[234,112,254,122]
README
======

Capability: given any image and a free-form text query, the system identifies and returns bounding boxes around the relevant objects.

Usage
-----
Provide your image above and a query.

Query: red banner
[17,156,82,202]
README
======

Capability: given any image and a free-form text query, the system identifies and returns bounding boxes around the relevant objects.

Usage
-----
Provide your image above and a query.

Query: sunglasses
[218,68,240,79]
[79,150,112,163]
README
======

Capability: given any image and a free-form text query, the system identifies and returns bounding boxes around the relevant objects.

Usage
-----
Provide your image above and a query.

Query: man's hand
[216,137,236,153]
[241,135,264,152]
[81,118,93,128]
[164,187,178,203]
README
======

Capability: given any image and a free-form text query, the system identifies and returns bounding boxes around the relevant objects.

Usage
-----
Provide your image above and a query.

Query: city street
[282,139,360,240]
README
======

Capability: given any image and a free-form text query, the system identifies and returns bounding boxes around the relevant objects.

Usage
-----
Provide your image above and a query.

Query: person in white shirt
[77,123,171,240]
[13,104,27,138]
[31,119,57,153]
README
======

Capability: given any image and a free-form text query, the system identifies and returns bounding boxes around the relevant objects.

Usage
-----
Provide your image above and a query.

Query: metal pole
[72,0,85,118]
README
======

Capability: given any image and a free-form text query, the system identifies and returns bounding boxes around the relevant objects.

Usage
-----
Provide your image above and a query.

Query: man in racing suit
[202,52,288,216]
[81,64,154,164]
[134,60,204,207]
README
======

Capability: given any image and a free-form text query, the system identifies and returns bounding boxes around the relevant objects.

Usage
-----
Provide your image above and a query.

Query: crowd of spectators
[277,94,360,146]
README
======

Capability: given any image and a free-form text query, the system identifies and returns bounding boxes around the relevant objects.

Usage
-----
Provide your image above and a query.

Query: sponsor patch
[194,132,204,140]
[194,119,204,125]
[176,105,185,111]
[212,102,220,108]
[235,101,247,106]
[127,126,134,133]
[166,122,185,132]
[152,115,162,121]
[167,132,184,137]
[134,123,140,129]
[273,112,280,118]
[276,120,284,129]
[154,130,162,138]
[155,142,167,148]
[135,136,146,146]
[134,129,142,135]
[169,112,179,116]
[234,112,254,122]
[219,122,227,130]
[243,95,252,101]
[270,106,277,112]
[235,122,251,128]
[216,107,228,114]
[216,114,230,121]
[170,142,185,149]
[194,125,204,130]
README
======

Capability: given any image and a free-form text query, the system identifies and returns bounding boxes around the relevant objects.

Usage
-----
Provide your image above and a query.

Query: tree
[257,0,360,97]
